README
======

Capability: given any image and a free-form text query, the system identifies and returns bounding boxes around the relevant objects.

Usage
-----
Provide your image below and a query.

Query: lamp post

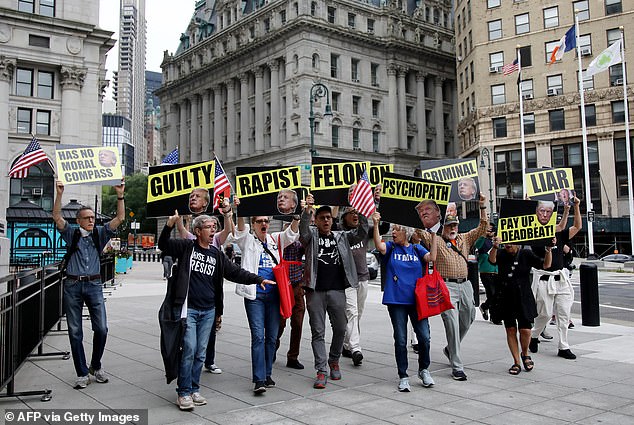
[480,147,494,214]
[309,82,333,157]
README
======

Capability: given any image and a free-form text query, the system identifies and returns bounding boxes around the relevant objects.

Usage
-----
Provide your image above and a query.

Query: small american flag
[502,59,519,75]
[350,168,376,218]
[161,147,179,165]
[213,157,231,211]
[9,136,53,178]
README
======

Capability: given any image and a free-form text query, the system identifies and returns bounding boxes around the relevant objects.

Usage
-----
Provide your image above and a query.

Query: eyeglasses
[254,219,270,224]
[79,216,95,221]
[202,225,216,230]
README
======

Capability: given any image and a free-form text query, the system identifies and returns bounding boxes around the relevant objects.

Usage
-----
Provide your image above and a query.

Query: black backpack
[60,227,101,273]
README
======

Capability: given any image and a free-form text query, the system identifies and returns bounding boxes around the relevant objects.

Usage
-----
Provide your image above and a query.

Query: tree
[102,173,156,241]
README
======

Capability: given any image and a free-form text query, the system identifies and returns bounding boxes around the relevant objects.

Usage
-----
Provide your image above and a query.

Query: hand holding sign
[167,210,180,228]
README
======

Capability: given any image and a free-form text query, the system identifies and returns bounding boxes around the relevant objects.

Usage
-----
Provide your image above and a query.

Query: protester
[474,223,502,324]
[372,212,437,391]
[300,194,368,389]
[158,212,273,410]
[52,180,125,389]
[489,239,552,375]
[162,254,174,280]
[420,193,488,381]
[231,199,300,393]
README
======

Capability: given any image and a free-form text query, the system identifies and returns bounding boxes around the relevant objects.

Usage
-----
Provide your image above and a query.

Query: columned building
[455,0,633,254]
[156,0,457,180]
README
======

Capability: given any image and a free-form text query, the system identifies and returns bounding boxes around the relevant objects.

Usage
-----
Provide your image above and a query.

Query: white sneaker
[418,369,435,387]
[176,395,194,410]
[398,377,411,392]
[191,392,207,406]
[89,367,109,383]
[74,375,90,389]
[207,364,222,374]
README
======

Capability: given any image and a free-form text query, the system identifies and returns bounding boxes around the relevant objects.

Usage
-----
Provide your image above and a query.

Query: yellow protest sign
[236,166,302,198]
[498,212,556,244]
[56,146,123,185]
[526,168,574,197]
[147,160,215,202]
[311,161,371,190]
[382,177,450,205]
[420,159,478,182]
[368,164,394,186]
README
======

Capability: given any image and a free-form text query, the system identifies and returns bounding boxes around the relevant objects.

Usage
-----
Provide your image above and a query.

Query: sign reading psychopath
[418,158,480,202]
[379,172,451,229]
[236,166,307,217]
[310,157,371,205]
[525,167,574,203]
[55,146,123,186]
[498,198,556,246]
[146,160,216,218]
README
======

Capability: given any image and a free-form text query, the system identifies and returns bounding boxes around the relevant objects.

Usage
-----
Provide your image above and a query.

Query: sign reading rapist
[55,146,123,186]
[418,158,480,202]
[146,160,216,218]
[379,172,451,229]
[525,167,575,204]
[235,166,307,217]
[498,198,556,246]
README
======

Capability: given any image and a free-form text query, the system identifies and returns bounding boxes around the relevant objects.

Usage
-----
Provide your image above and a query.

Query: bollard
[579,262,600,326]
[468,260,480,307]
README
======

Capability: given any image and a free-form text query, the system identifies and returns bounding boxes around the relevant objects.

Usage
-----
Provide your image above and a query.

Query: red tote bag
[272,236,301,319]
[415,267,454,320]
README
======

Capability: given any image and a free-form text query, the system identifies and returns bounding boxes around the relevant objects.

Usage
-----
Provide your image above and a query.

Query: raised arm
[176,213,193,239]
[52,180,67,231]
[216,198,234,245]
[372,212,387,254]
[109,180,126,231]
[489,236,499,264]
[299,193,315,246]
[423,232,437,263]
[556,204,570,233]
[234,197,246,232]
[568,196,582,239]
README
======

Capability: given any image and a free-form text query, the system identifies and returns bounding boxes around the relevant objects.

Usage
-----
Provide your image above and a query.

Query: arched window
[293,54,299,73]
[9,159,55,210]
[312,53,320,69]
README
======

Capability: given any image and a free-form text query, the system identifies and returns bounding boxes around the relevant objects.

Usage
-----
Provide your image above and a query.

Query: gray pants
[306,289,347,373]
[440,280,476,372]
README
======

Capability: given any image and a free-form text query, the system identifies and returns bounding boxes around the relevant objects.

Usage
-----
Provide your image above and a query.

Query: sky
[99,0,194,93]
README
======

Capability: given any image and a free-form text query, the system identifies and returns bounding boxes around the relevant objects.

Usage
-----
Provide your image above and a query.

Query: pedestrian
[372,212,437,391]
[419,193,488,381]
[52,179,125,389]
[299,194,368,389]
[162,254,174,280]
[158,212,273,410]
[474,223,502,324]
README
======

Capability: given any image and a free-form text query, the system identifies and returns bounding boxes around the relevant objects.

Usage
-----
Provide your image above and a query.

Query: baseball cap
[445,215,460,225]
[340,206,358,218]
[315,205,332,216]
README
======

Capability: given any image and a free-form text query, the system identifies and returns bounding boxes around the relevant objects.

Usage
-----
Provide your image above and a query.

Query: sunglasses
[254,219,270,224]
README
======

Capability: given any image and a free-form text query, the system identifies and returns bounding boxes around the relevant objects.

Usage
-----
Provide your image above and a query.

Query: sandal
[509,364,521,375]
[521,355,534,372]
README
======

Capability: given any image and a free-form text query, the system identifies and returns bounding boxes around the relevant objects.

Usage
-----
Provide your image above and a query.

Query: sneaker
[265,376,276,388]
[540,330,554,340]
[313,372,327,389]
[529,337,539,353]
[88,367,109,383]
[191,392,207,406]
[341,348,353,358]
[352,351,363,366]
[253,381,267,393]
[479,305,489,321]
[452,370,467,381]
[558,349,577,360]
[206,364,222,374]
[412,343,419,354]
[74,375,90,389]
[176,395,194,410]
[286,359,304,370]
[398,377,410,392]
[418,369,435,387]
[329,361,342,380]
[550,315,556,325]
[568,321,575,329]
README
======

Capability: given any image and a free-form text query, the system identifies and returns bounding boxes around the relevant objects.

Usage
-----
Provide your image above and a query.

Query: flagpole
[575,12,595,258]
[619,27,634,255]
[517,46,527,197]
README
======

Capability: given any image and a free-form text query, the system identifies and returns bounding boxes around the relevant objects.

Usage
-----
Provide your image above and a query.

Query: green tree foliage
[102,173,156,239]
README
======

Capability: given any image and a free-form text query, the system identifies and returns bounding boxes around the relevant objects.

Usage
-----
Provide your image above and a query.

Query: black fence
[0,257,115,401]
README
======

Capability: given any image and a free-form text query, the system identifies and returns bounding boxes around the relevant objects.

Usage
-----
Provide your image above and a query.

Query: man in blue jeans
[159,212,274,410]
[52,180,125,389]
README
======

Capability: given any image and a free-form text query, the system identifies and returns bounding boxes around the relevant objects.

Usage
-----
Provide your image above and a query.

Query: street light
[309,82,333,157]
[480,147,494,214]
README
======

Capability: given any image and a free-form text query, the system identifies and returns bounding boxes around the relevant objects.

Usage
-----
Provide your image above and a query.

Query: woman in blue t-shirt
[372,212,437,392]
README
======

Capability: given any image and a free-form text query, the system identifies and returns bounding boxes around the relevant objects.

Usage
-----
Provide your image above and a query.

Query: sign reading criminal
[418,158,480,202]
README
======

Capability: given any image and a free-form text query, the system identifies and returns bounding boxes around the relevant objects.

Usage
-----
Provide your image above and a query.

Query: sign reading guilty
[55,146,123,185]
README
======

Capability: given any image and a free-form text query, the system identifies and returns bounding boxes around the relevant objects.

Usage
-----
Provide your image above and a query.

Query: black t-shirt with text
[316,233,346,291]
[534,228,570,272]
[188,244,220,310]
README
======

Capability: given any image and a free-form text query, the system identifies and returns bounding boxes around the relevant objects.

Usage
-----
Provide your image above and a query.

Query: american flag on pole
[502,59,519,75]
[350,168,376,217]
[8,136,54,178]
[161,147,179,165]
[212,157,231,211]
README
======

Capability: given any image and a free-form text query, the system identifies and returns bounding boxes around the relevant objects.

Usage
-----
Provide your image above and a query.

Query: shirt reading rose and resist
[188,244,219,310]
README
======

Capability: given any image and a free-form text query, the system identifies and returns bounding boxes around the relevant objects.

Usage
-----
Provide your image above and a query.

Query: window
[543,7,559,28]
[280,10,286,25]
[492,117,507,138]
[372,130,379,153]
[495,149,537,200]
[578,34,591,55]
[470,62,474,83]
[372,99,380,117]
[353,128,360,149]
[523,113,535,134]
[331,92,340,111]
[488,20,502,41]
[310,1,317,16]
[521,79,534,98]
[518,45,532,67]
[612,100,625,123]
[515,13,529,35]
[491,84,505,105]
[581,104,596,126]
[367,18,375,33]
[18,0,34,13]
[331,124,339,147]
[614,138,634,196]
[552,142,600,212]
[605,0,622,15]
[39,0,54,17]
[36,110,50,135]
[263,18,270,32]
[327,6,336,24]
[549,109,565,131]
[371,63,379,86]
[348,13,356,29]
[351,58,359,81]
[607,28,620,46]
[312,53,319,69]
[547,74,563,94]
[609,65,623,86]
[16,68,33,96]
[330,54,339,78]
[545,41,559,63]
[17,108,31,133]
[573,1,589,20]
[487,0,500,8]
[352,96,360,115]
[489,52,504,69]
[577,69,594,91]
[29,34,50,48]
[37,71,53,99]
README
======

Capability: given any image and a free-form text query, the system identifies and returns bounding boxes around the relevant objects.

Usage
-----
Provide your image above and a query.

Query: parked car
[600,254,634,263]
[366,251,379,280]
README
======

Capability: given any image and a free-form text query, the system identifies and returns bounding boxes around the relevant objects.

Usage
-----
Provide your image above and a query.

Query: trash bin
[579,262,600,326]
